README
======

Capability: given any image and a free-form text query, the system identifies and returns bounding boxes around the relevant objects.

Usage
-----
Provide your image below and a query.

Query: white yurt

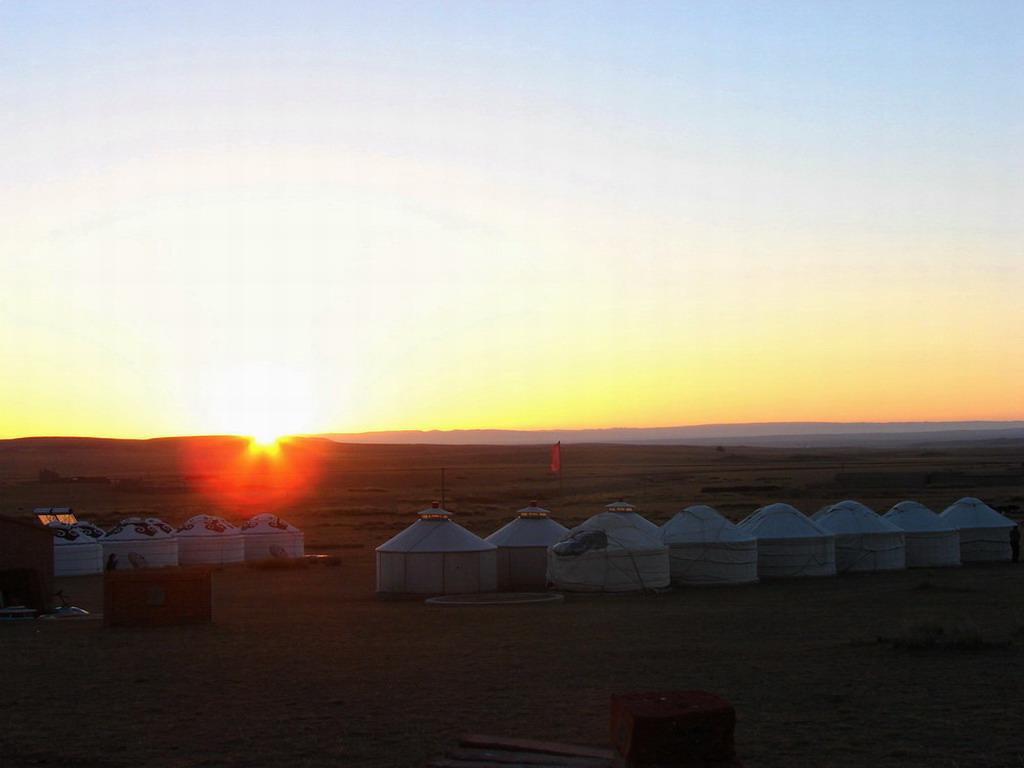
[547,512,670,593]
[102,517,179,570]
[660,505,758,586]
[939,497,1015,562]
[812,500,906,573]
[882,501,961,568]
[47,522,103,576]
[486,501,569,590]
[738,503,836,579]
[177,515,245,565]
[603,500,661,536]
[376,503,497,598]
[241,513,305,560]
[74,521,106,540]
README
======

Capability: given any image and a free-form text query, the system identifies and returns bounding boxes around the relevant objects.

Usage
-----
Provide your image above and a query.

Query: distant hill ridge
[318,421,1024,448]
[3,422,1024,449]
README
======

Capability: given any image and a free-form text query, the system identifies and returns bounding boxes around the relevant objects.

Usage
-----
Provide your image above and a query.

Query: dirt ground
[1,438,1023,767]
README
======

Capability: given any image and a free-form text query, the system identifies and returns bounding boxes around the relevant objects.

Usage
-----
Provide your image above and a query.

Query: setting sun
[196,363,316,445]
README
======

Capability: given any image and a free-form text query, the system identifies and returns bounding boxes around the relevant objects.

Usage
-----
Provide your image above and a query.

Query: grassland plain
[1,438,1022,767]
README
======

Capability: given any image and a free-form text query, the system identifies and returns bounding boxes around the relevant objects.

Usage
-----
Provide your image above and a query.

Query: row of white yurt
[813,500,906,573]
[47,514,304,573]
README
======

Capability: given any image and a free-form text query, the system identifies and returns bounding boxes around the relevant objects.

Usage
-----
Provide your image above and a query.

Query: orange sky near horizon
[2,2,1022,441]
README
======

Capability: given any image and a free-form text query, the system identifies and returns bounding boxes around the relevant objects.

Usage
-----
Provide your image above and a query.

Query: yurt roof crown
[518,501,551,518]
[605,499,637,514]
[419,502,452,520]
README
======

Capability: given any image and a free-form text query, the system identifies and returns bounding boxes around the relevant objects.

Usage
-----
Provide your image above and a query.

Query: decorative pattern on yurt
[547,510,670,593]
[812,500,906,573]
[883,501,961,568]
[738,503,836,579]
[178,515,245,565]
[485,502,569,590]
[939,497,1014,562]
[47,522,104,576]
[241,513,305,560]
[376,503,497,598]
[102,517,179,570]
[660,505,758,586]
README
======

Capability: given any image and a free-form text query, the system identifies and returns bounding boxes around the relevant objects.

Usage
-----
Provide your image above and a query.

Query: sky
[2,1,1022,440]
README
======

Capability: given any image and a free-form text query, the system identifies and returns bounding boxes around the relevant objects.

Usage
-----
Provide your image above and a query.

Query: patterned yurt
[177,515,245,565]
[547,512,670,593]
[102,517,179,569]
[241,513,305,560]
[376,503,497,598]
[486,502,569,590]
[660,505,758,586]
[47,522,103,576]
[603,500,660,536]
[939,497,1015,562]
[738,503,836,579]
[812,500,906,573]
[883,501,961,568]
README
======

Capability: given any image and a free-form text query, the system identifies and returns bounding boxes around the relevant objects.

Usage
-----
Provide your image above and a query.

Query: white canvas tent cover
[177,514,245,565]
[376,504,497,596]
[812,500,906,573]
[660,505,758,586]
[738,503,836,579]
[47,522,103,576]
[486,502,569,590]
[102,517,179,569]
[939,497,1014,562]
[241,513,305,560]
[603,500,660,535]
[883,501,960,567]
[547,512,670,593]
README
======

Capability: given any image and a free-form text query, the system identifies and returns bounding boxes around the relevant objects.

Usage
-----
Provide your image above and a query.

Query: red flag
[550,441,561,473]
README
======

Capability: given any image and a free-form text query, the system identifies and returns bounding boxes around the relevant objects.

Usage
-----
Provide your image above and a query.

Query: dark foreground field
[1,438,1023,767]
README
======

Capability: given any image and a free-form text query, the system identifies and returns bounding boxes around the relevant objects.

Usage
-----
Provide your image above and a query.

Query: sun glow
[196,363,318,444]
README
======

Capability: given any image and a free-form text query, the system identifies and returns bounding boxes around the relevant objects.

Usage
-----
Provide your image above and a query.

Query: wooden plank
[446,746,611,767]
[458,735,615,761]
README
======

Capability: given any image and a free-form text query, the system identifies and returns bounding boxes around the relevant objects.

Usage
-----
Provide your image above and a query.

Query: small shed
[486,501,569,590]
[0,515,55,611]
